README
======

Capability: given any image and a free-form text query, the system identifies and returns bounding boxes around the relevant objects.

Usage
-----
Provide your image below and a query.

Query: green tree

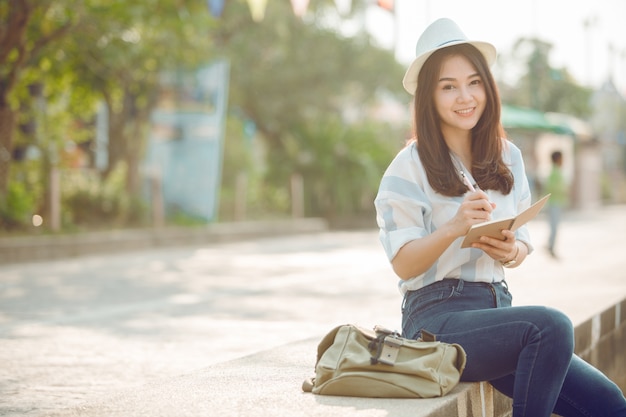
[217,0,405,191]
[501,37,592,118]
[290,116,400,220]
[2,1,221,230]
[3,0,406,229]
[0,0,78,195]
[57,1,218,192]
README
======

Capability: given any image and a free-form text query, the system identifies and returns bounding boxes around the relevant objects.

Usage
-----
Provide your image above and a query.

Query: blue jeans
[402,279,626,417]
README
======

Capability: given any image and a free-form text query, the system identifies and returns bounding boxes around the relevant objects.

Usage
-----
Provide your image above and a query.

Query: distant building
[589,79,626,203]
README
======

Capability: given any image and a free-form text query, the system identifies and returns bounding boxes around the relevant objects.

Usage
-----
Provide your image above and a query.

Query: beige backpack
[302,324,466,398]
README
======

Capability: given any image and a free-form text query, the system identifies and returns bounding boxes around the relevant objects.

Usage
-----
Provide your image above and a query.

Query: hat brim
[402,40,497,95]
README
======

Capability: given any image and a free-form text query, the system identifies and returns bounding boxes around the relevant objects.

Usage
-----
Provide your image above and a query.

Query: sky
[365,0,626,94]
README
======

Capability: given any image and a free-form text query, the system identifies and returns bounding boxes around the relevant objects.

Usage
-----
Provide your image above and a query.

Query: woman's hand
[447,190,495,238]
[472,229,518,263]
[391,190,496,280]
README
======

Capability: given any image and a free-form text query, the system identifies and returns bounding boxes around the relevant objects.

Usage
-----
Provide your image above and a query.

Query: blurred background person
[545,150,568,258]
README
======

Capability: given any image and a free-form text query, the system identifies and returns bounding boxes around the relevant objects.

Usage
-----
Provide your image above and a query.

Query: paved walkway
[1,205,625,416]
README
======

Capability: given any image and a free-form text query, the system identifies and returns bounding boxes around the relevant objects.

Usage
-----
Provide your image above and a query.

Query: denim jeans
[402,279,626,417]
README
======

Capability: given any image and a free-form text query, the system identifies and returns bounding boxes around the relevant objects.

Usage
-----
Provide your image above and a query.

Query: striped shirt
[374,139,533,295]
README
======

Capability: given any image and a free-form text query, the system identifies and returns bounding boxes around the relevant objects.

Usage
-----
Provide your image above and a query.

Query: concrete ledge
[50,337,472,417]
[576,298,626,390]
[0,218,328,264]
[51,298,625,417]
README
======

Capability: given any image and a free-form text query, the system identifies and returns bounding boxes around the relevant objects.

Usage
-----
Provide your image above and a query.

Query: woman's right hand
[448,191,495,237]
[391,191,496,280]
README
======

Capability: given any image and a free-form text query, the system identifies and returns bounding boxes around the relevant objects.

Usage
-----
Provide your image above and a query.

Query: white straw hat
[402,18,497,95]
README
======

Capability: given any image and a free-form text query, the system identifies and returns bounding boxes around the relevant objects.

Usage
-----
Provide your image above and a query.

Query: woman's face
[433,54,486,138]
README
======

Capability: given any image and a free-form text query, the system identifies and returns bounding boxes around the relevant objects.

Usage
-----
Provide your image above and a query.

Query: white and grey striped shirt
[375,139,533,295]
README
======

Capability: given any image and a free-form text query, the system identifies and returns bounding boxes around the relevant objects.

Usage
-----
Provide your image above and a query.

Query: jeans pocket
[402,283,455,339]
[402,283,456,334]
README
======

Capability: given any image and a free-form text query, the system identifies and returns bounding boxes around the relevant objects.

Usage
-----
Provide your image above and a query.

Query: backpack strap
[369,326,403,365]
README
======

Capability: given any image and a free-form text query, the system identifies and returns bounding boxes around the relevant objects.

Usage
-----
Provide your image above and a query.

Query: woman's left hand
[472,229,517,263]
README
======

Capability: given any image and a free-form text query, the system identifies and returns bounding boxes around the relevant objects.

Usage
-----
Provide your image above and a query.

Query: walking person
[374,18,626,417]
[545,150,568,258]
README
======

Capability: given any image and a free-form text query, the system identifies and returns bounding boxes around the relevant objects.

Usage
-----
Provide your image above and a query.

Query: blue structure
[144,59,230,222]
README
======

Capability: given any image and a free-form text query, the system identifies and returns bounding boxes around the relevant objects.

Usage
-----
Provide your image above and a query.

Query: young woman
[374,18,626,417]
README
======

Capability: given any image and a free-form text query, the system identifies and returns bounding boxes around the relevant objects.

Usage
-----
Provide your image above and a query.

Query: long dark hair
[412,43,513,196]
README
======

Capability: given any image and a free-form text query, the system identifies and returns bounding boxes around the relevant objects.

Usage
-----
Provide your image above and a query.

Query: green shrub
[0,181,36,230]
[62,165,147,229]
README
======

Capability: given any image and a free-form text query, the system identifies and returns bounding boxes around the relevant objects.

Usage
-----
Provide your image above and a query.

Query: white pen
[461,170,493,212]
[460,170,476,192]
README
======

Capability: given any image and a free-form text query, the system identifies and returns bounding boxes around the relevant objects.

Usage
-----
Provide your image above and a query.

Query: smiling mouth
[455,108,474,115]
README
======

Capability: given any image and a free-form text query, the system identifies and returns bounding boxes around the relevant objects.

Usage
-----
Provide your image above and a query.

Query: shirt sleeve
[374,145,432,261]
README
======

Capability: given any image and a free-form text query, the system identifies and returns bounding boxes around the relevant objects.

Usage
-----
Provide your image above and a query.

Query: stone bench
[54,298,624,417]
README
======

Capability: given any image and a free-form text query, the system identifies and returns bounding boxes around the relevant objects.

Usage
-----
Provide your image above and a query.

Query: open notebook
[460,194,551,248]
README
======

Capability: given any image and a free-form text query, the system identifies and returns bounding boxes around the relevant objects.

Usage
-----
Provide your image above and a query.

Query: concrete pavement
[1,205,625,416]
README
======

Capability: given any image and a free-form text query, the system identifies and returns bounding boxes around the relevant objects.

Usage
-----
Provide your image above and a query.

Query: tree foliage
[0,0,79,195]
[1,0,408,230]
[220,1,404,150]
[500,37,593,118]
